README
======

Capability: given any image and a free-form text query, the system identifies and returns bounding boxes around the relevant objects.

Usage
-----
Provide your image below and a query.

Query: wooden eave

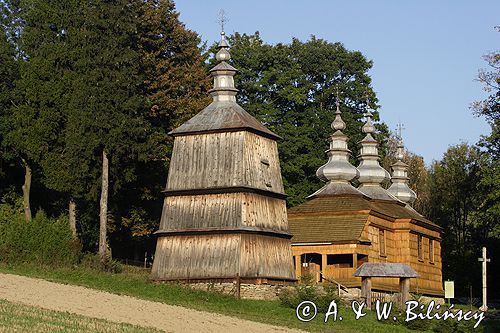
[154,226,292,239]
[169,101,281,141]
[162,186,287,200]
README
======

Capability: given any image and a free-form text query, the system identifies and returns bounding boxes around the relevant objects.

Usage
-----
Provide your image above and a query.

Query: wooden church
[288,104,444,296]
[151,32,295,283]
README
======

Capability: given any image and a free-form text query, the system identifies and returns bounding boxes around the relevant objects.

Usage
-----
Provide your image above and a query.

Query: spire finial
[396,122,405,141]
[315,89,359,186]
[209,22,238,102]
[388,131,416,204]
[356,102,395,201]
[362,109,375,134]
[217,9,228,33]
[332,98,346,131]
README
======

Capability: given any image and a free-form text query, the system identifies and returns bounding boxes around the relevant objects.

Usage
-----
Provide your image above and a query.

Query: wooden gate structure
[354,263,418,309]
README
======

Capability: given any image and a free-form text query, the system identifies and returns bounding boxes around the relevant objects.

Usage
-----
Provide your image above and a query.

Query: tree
[219,33,388,206]
[0,23,18,195]
[428,143,482,294]
[109,0,211,257]
[67,0,148,268]
[3,0,79,222]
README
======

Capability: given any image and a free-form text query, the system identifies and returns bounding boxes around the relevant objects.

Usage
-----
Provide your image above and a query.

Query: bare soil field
[0,273,304,333]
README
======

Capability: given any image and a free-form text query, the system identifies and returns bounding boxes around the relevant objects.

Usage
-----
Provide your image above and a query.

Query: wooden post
[321,254,327,282]
[69,199,77,238]
[399,277,410,306]
[478,247,490,311]
[99,150,109,269]
[295,255,301,280]
[352,253,357,269]
[236,273,241,299]
[361,277,372,309]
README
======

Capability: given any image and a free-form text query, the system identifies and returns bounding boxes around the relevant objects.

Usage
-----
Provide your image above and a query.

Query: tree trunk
[99,150,109,269]
[69,199,77,238]
[21,158,32,222]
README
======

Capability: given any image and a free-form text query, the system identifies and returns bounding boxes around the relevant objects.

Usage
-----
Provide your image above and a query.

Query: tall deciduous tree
[428,143,482,294]
[216,33,387,205]
[110,0,211,256]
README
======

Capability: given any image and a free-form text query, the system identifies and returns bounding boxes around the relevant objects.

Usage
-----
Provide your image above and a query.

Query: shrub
[0,200,81,267]
[278,275,341,312]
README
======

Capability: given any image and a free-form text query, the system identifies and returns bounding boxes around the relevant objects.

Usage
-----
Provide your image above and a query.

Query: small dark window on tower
[418,235,423,260]
[260,158,272,188]
[379,228,386,257]
[429,239,434,263]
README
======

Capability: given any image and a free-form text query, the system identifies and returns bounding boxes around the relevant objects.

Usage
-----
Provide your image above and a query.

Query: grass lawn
[0,298,161,332]
[0,263,493,333]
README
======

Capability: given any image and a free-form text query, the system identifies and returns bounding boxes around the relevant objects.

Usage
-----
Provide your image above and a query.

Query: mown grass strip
[0,263,430,333]
[0,298,161,333]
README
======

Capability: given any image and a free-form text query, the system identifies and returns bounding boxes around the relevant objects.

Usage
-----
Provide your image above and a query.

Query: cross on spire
[217,9,229,32]
[396,122,405,140]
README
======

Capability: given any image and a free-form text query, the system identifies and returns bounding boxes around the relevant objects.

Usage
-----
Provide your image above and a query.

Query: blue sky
[176,1,498,163]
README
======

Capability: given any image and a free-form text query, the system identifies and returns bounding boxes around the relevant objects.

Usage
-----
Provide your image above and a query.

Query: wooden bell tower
[151,32,295,283]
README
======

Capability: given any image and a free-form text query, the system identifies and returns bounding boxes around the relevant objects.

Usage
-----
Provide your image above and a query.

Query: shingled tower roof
[169,32,280,141]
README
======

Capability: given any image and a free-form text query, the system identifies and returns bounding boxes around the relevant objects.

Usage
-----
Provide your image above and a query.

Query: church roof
[289,214,369,243]
[288,194,440,244]
[169,101,280,140]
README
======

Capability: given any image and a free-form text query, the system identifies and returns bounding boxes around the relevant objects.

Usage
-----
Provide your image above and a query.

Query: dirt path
[0,273,304,333]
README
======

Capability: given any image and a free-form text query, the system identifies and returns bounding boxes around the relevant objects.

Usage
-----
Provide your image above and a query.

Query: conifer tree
[67,0,147,268]
[0,24,18,193]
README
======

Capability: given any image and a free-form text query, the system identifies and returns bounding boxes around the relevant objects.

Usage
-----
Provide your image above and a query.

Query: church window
[418,235,423,260]
[379,228,386,256]
[429,239,434,263]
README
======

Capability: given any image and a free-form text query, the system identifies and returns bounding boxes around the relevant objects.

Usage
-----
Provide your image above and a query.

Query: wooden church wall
[153,129,293,281]
[151,234,240,280]
[239,234,295,280]
[151,234,294,281]
[159,193,288,232]
[361,217,443,295]
[166,131,284,192]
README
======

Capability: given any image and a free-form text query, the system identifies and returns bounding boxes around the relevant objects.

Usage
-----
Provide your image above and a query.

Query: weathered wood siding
[240,234,294,279]
[151,234,240,280]
[158,193,288,232]
[165,131,284,193]
[152,234,294,281]
[153,126,295,282]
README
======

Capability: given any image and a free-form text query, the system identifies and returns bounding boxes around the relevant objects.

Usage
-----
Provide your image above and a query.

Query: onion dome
[387,137,417,204]
[356,109,397,201]
[310,101,362,198]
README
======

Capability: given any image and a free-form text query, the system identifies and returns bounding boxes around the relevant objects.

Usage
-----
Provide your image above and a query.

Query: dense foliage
[0,198,80,266]
[218,32,389,206]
